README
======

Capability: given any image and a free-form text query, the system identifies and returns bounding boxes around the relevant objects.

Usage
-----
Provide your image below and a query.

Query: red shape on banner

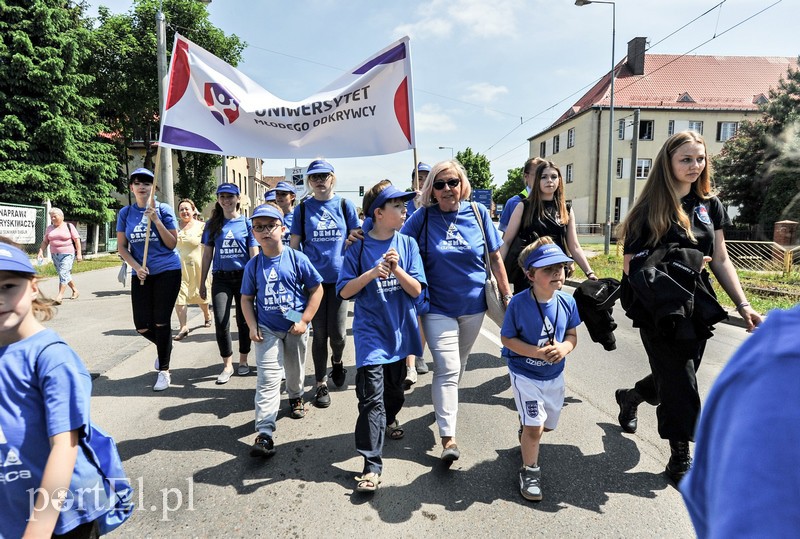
[166,39,190,110]
[394,78,411,144]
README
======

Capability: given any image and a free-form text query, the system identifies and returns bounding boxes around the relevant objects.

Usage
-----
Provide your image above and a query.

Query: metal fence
[726,240,799,274]
[0,202,48,255]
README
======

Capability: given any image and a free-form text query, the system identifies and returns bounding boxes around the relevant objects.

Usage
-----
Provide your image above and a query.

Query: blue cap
[524,244,573,270]
[413,162,431,176]
[216,182,240,195]
[264,190,276,201]
[305,159,334,176]
[251,204,284,223]
[0,244,36,274]
[271,181,297,194]
[368,185,416,219]
[130,167,154,182]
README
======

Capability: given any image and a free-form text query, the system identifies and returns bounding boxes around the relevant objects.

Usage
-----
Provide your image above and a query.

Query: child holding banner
[290,160,361,408]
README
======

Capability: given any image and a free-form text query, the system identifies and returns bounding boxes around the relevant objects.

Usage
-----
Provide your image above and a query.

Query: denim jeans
[130,269,181,370]
[254,324,309,437]
[52,252,75,284]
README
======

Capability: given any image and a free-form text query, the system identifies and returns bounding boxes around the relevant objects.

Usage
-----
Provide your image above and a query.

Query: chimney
[627,37,647,75]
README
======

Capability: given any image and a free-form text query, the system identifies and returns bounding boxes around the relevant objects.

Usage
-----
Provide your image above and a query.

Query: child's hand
[250,328,263,342]
[540,341,571,364]
[383,248,399,273]
[372,260,391,280]
[289,320,308,335]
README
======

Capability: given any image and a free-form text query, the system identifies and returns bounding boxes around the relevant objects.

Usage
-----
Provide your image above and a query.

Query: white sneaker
[153,371,171,391]
[404,367,417,390]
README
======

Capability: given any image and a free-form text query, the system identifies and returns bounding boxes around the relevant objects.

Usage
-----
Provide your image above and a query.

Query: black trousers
[211,271,251,358]
[131,269,181,370]
[633,327,707,442]
[354,360,406,475]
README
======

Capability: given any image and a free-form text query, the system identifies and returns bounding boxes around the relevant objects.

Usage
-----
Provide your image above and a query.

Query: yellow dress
[176,219,210,305]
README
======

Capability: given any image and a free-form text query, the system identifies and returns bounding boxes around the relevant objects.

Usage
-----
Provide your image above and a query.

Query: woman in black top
[500,159,597,292]
[614,131,762,484]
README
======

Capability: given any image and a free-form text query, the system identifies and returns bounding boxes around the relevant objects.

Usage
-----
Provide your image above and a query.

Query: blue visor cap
[264,191,277,202]
[368,185,416,218]
[0,244,36,274]
[216,182,240,195]
[524,244,573,270]
[129,167,154,183]
[413,162,431,176]
[251,204,284,224]
[305,159,334,176]
[271,181,297,194]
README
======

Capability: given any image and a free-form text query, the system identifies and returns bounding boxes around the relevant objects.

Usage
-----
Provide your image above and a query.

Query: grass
[587,252,800,314]
[35,254,123,278]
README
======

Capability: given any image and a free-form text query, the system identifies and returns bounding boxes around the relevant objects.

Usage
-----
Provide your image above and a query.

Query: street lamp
[438,146,455,159]
[576,0,615,255]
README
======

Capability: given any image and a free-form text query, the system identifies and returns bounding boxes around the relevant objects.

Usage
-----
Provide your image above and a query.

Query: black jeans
[311,283,347,382]
[633,327,708,441]
[211,270,251,358]
[131,269,181,370]
[354,360,406,475]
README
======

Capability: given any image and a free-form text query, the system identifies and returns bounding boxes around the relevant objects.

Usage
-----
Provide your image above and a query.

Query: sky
[86,0,796,202]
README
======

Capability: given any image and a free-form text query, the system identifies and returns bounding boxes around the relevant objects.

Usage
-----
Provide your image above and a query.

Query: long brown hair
[619,131,713,249]
[205,197,240,241]
[520,160,569,230]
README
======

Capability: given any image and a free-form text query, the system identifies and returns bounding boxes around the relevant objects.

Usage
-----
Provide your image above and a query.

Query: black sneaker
[330,360,347,387]
[249,434,276,458]
[314,385,331,408]
[289,397,305,419]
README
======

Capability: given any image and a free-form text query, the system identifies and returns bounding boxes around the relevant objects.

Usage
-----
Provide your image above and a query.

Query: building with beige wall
[528,37,797,226]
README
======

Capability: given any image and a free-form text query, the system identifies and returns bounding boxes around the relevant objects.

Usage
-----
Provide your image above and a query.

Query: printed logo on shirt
[440,223,469,250]
[2,449,22,467]
[312,209,343,242]
[219,229,245,260]
[538,316,554,347]
[525,400,539,418]
[0,425,6,444]
[261,265,293,312]
[128,218,161,245]
[376,275,402,295]
[695,204,712,225]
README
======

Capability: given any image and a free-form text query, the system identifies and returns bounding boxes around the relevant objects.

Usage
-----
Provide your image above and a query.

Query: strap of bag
[471,202,492,277]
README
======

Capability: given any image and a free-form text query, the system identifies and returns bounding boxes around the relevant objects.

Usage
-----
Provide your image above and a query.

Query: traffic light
[359,185,364,196]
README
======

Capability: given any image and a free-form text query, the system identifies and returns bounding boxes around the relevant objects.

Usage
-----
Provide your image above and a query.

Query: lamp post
[575,0,615,255]
[438,146,455,159]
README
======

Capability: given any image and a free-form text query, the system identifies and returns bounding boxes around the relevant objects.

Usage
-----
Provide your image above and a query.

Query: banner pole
[412,148,419,192]
[139,145,163,285]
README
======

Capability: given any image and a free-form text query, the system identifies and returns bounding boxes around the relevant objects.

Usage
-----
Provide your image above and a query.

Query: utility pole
[156,8,175,208]
[628,109,640,213]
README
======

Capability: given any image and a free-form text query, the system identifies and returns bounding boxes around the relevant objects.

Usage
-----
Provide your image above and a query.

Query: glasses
[253,223,282,233]
[432,178,460,190]
[309,174,330,183]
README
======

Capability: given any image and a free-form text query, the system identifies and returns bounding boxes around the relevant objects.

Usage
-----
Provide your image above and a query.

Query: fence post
[786,249,793,275]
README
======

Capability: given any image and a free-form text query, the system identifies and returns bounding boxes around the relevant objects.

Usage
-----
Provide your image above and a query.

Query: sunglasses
[253,223,282,233]
[432,178,460,190]
[309,174,330,183]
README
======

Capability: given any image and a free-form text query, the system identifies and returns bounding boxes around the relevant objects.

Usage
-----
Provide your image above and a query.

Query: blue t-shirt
[241,248,323,332]
[281,211,294,246]
[498,194,524,232]
[500,290,581,381]
[0,330,110,537]
[681,306,800,538]
[116,203,181,275]
[202,216,257,272]
[336,231,426,368]
[401,201,502,318]
[405,198,422,217]
[290,195,360,283]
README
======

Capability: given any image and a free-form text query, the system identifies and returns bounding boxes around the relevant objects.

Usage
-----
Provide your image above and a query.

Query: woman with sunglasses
[500,160,597,293]
[400,159,512,462]
[290,159,361,408]
[200,183,258,384]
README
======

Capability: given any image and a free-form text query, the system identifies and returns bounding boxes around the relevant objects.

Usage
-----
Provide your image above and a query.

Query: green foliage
[175,151,220,208]
[455,147,493,190]
[0,0,118,223]
[493,167,524,204]
[714,58,800,227]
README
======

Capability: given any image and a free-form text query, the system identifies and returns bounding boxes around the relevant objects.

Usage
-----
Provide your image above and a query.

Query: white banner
[0,205,38,244]
[159,34,415,159]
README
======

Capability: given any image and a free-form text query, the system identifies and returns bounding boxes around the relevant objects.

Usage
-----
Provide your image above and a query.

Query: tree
[493,167,524,205]
[0,0,118,223]
[89,0,245,206]
[456,147,493,190]
[714,59,800,228]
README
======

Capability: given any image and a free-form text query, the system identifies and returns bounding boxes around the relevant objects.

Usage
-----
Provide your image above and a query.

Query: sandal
[355,472,381,492]
[386,420,404,440]
[204,318,212,328]
[173,329,189,341]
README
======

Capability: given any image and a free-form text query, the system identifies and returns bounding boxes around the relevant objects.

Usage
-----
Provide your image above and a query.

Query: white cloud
[394,0,523,40]
[393,18,454,40]
[415,103,458,133]
[463,82,509,105]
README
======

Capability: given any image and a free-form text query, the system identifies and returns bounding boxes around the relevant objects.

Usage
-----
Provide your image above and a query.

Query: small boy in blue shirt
[241,205,323,458]
[336,182,426,492]
[500,238,581,502]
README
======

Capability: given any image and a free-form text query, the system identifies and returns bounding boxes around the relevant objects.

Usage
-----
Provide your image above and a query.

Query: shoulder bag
[471,202,506,327]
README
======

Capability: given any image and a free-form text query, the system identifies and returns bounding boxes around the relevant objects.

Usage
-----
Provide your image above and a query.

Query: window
[565,164,574,183]
[688,121,703,135]
[616,158,624,178]
[618,119,625,140]
[639,120,654,140]
[552,134,560,154]
[567,128,575,148]
[636,158,652,179]
[717,121,738,141]
[539,141,546,158]
[614,197,622,222]
[668,120,675,136]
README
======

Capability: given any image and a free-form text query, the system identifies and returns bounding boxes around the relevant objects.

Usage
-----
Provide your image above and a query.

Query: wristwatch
[503,294,513,303]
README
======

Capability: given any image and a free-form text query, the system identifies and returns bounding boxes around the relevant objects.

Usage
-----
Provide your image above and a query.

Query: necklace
[531,288,559,346]
[439,204,459,231]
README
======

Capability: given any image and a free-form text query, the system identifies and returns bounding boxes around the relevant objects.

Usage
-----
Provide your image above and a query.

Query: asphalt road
[37,266,754,537]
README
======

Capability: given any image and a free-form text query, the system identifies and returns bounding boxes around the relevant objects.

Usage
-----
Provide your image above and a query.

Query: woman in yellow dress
[173,199,212,340]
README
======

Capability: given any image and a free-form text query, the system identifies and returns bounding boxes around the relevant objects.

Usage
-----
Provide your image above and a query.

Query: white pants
[254,325,308,437]
[421,312,485,438]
